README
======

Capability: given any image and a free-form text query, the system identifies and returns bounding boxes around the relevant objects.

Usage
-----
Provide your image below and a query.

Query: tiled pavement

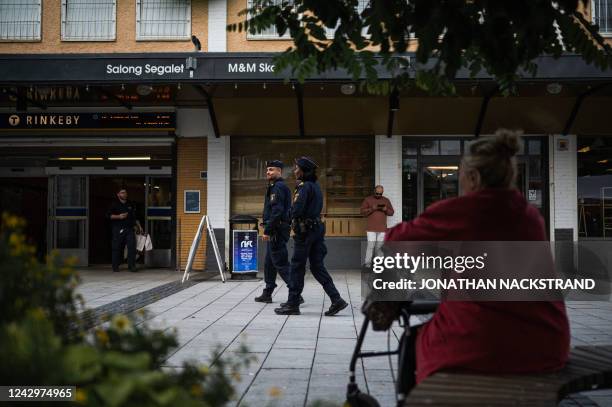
[78,270,612,407]
[76,267,181,309]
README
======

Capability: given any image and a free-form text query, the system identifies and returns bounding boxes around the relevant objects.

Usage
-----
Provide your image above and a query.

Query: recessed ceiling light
[340,83,356,95]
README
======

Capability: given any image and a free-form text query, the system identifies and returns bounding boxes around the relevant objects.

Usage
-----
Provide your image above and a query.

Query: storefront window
[402,137,547,222]
[230,137,374,220]
[577,137,612,238]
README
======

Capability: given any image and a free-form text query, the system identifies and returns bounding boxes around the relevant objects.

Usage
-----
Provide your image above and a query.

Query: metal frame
[48,174,89,266]
[61,0,117,42]
[136,0,192,41]
[184,189,201,213]
[0,0,42,42]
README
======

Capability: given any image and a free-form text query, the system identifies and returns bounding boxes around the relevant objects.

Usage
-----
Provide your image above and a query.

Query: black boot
[280,295,304,307]
[274,304,300,315]
[324,298,349,316]
[254,290,273,303]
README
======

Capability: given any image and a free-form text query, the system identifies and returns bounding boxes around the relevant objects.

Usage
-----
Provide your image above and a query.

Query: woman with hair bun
[386,129,570,390]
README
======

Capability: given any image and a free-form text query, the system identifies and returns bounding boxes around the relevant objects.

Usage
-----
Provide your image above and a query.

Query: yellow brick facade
[0,0,607,54]
[176,137,207,270]
[0,0,208,53]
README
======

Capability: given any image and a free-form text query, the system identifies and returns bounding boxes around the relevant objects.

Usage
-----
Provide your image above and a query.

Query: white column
[550,134,578,241]
[207,0,227,52]
[207,135,229,229]
[375,135,403,228]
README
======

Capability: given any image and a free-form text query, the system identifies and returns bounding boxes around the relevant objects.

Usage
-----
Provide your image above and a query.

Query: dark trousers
[264,225,291,292]
[112,227,136,272]
[287,223,340,306]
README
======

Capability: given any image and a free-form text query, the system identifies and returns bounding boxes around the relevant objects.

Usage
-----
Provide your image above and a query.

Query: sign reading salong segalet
[232,230,258,273]
[0,112,175,130]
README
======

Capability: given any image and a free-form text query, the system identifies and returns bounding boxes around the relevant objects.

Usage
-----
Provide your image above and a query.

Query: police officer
[254,160,296,303]
[107,186,142,273]
[275,157,348,316]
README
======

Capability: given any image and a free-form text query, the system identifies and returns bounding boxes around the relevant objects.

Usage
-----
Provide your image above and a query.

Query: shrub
[0,213,252,406]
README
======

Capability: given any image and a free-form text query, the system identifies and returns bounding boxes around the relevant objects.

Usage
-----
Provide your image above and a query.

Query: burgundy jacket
[386,188,570,383]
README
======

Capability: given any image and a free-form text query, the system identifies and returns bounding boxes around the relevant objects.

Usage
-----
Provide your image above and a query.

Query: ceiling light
[340,83,356,95]
[597,159,608,164]
[427,166,459,170]
[58,157,83,161]
[85,157,104,161]
[578,146,591,153]
[108,156,151,161]
[546,82,563,95]
[136,85,153,96]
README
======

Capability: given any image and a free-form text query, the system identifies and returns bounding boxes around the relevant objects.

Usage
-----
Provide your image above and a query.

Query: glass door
[419,160,460,214]
[48,175,88,266]
[145,176,172,267]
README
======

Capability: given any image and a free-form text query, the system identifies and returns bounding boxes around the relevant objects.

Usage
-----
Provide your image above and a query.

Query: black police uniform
[107,199,137,272]
[275,157,347,315]
[261,174,292,293]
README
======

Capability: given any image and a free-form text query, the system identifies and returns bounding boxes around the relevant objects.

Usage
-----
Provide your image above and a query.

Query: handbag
[144,234,153,251]
[136,233,146,252]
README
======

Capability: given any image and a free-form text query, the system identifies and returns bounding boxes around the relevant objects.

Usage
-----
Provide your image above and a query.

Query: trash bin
[229,214,260,280]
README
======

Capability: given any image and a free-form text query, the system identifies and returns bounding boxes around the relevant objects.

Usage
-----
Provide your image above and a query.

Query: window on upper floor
[592,0,612,35]
[61,0,116,41]
[324,0,369,40]
[136,0,191,41]
[0,0,41,41]
[247,0,292,40]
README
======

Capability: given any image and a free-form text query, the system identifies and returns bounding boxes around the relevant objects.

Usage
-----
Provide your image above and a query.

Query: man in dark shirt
[254,160,293,303]
[107,186,142,272]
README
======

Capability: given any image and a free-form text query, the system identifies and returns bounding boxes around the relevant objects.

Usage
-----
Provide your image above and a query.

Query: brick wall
[176,137,207,270]
[375,135,402,228]
[0,0,208,53]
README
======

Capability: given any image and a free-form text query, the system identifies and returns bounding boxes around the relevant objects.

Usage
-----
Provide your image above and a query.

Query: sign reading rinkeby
[0,112,175,131]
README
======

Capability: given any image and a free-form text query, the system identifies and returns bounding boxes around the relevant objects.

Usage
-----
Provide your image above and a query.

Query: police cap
[266,160,284,169]
[295,156,318,172]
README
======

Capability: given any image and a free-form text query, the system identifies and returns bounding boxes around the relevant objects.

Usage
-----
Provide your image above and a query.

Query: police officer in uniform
[107,186,142,273]
[254,160,297,303]
[275,157,348,316]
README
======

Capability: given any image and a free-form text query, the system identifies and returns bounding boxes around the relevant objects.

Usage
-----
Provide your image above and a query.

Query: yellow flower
[3,214,24,229]
[199,365,210,375]
[111,314,133,334]
[190,384,203,398]
[96,329,109,346]
[75,388,87,404]
[268,386,283,398]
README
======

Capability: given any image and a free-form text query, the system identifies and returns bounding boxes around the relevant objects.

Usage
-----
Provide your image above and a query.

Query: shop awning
[0,52,611,136]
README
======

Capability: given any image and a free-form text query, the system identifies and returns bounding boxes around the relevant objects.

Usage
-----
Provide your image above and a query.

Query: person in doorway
[385,129,569,393]
[254,160,296,303]
[360,185,394,268]
[274,157,348,316]
[107,186,142,273]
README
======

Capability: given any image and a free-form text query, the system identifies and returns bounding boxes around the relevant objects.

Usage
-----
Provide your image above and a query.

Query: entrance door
[419,160,460,214]
[89,177,145,265]
[145,176,173,267]
[48,175,88,266]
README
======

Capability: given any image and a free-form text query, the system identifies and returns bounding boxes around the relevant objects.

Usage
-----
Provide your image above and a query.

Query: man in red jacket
[361,185,394,268]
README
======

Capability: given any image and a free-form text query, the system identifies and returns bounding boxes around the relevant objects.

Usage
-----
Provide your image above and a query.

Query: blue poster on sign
[232,230,258,273]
